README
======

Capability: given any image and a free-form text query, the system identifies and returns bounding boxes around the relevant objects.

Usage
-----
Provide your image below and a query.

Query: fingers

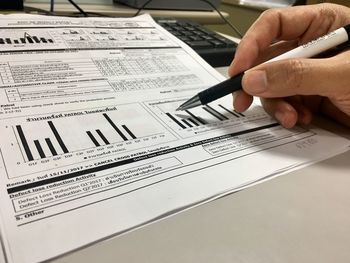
[228,3,349,77]
[286,97,313,125]
[242,52,350,99]
[228,3,348,113]
[260,97,312,128]
[232,90,253,112]
[254,40,299,65]
[243,51,350,128]
[228,3,350,126]
[321,98,350,127]
[231,40,299,112]
[261,98,297,128]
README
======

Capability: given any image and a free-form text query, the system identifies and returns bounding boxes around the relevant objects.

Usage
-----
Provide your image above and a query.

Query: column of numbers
[0,63,14,85]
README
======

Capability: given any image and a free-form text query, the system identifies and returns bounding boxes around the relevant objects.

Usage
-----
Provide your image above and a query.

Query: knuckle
[317,3,350,30]
[316,4,338,29]
[280,59,308,92]
[317,3,337,19]
[259,8,281,23]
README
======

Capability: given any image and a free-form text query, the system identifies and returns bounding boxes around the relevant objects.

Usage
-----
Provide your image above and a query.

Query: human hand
[229,3,350,128]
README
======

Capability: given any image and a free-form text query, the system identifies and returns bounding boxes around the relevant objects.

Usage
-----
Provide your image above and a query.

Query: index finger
[228,3,346,77]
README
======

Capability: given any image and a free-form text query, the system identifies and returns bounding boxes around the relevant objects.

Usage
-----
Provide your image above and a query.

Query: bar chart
[16,114,147,162]
[0,29,60,50]
[1,103,176,178]
[0,32,54,45]
[15,107,170,161]
[146,97,273,138]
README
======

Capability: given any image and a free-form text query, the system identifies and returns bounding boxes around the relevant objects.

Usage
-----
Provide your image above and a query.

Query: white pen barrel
[267,27,349,63]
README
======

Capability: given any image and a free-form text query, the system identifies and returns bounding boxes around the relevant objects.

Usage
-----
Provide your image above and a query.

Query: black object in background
[156,18,237,67]
[293,0,307,5]
[0,0,23,10]
[115,0,221,11]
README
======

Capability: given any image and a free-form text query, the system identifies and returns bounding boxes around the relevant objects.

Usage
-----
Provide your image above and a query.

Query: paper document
[0,14,348,263]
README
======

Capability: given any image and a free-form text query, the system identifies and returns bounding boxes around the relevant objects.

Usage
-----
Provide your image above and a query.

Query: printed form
[0,14,348,263]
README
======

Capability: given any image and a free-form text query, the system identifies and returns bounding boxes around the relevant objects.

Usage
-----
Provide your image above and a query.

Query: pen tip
[176,95,201,112]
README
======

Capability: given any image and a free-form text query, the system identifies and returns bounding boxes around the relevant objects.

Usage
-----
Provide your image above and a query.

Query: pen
[176,24,350,111]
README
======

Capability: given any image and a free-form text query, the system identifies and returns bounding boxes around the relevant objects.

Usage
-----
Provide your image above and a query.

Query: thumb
[241,54,350,98]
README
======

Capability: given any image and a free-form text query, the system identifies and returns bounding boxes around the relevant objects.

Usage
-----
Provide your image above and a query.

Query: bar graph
[146,97,271,138]
[34,140,46,159]
[167,105,242,130]
[0,103,176,178]
[96,129,110,145]
[48,121,69,154]
[16,125,34,161]
[16,116,139,162]
[45,138,57,156]
[203,105,229,121]
[86,131,100,147]
[0,36,54,45]
[103,113,129,141]
[0,29,61,51]
[0,32,54,45]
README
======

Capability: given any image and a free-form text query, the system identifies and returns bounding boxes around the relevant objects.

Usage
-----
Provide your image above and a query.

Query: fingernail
[244,70,267,94]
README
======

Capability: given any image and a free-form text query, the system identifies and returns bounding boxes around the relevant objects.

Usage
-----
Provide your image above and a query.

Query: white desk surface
[53,66,350,263]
